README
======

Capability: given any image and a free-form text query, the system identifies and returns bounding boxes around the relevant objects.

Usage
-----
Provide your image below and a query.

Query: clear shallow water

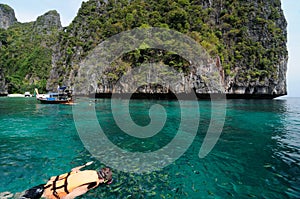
[0,97,299,198]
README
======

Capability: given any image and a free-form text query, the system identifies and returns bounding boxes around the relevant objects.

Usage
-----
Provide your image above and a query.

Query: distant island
[0,0,288,99]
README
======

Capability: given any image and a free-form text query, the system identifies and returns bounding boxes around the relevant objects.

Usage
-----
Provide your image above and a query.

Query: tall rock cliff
[220,0,288,96]
[0,6,61,93]
[0,4,16,94]
[0,4,17,29]
[46,0,288,98]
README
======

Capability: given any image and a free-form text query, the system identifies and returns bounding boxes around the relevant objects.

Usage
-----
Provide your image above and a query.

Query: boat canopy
[59,86,67,90]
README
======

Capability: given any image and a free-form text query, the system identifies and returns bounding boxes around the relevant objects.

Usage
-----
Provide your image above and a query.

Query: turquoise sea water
[0,97,299,198]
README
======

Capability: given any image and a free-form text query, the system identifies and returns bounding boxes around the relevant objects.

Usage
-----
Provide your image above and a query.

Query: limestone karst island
[0,0,288,99]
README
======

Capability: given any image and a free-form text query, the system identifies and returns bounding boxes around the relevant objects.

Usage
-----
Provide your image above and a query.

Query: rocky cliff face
[1,1,288,98]
[33,10,62,34]
[0,4,17,29]
[0,4,16,94]
[223,0,288,96]
[46,0,287,98]
[0,68,7,95]
[0,6,61,94]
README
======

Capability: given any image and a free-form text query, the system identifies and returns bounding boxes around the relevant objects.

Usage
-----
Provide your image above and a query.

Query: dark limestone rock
[45,0,288,99]
[0,4,17,29]
[1,1,288,99]
[0,68,7,95]
[0,8,62,94]
[33,10,62,34]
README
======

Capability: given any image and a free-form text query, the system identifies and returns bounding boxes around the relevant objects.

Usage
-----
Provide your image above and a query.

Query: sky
[0,0,299,97]
[0,0,87,26]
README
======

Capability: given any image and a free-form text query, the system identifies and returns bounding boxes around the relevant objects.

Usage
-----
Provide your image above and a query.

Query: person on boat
[19,162,112,199]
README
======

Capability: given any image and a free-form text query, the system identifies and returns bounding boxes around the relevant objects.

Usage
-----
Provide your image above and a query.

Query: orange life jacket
[43,170,99,199]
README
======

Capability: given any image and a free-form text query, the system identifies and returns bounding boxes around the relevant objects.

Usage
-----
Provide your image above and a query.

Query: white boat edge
[7,92,33,97]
